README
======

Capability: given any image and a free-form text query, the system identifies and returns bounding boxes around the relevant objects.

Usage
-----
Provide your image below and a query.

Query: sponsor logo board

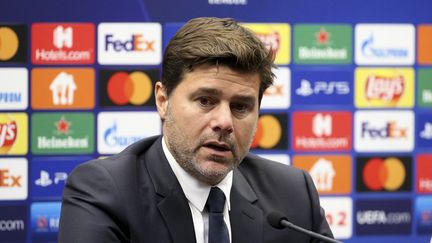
[294,24,352,64]
[0,113,28,155]
[261,67,290,109]
[354,110,414,152]
[418,69,432,108]
[251,113,288,150]
[256,154,290,165]
[417,114,432,148]
[97,112,161,154]
[31,112,94,154]
[320,197,352,239]
[99,69,158,107]
[292,69,352,106]
[241,23,290,65]
[356,156,412,192]
[31,68,95,109]
[355,24,415,65]
[293,155,351,194]
[0,158,28,200]
[98,23,162,65]
[30,157,90,199]
[0,205,27,242]
[292,111,351,151]
[0,24,27,63]
[31,202,61,241]
[415,197,432,234]
[418,25,432,65]
[31,23,95,64]
[355,67,414,108]
[417,154,432,194]
[356,199,412,235]
[0,68,28,110]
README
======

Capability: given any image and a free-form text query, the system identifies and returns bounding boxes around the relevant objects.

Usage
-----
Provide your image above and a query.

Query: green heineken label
[31,112,94,154]
[418,69,432,107]
[294,24,352,64]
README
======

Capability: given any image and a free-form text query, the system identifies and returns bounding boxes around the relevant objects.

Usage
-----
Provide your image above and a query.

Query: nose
[210,103,234,135]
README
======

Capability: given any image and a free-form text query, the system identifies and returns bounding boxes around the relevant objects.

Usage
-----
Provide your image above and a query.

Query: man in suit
[58,17,333,243]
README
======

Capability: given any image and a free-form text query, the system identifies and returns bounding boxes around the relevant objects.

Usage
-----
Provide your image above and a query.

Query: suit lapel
[230,169,263,243]
[143,137,196,243]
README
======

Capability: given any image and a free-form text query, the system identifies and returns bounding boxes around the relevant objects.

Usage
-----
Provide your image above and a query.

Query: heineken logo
[31,112,94,154]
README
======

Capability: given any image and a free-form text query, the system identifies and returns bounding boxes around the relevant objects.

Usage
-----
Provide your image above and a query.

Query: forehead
[179,64,261,92]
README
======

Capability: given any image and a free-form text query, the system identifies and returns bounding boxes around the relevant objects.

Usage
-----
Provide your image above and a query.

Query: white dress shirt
[162,137,233,243]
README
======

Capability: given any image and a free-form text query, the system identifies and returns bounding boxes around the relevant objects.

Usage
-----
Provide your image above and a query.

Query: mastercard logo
[0,27,19,61]
[251,115,283,149]
[107,71,153,105]
[362,157,406,191]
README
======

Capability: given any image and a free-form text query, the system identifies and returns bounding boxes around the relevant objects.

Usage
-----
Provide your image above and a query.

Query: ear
[155,81,168,120]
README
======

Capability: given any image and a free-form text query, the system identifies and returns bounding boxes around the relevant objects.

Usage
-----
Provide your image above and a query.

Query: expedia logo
[251,113,287,150]
[356,156,411,192]
[99,70,158,107]
[0,25,26,63]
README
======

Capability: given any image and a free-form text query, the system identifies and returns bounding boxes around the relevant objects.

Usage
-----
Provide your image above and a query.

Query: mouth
[202,141,231,153]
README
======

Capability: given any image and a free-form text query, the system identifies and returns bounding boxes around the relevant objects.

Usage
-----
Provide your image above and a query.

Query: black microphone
[267,211,343,243]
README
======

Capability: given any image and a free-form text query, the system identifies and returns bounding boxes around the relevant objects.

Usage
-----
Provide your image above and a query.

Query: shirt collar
[162,136,232,212]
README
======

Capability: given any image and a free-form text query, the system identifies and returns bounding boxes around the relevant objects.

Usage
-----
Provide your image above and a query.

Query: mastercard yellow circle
[258,115,281,149]
[0,27,19,60]
[129,71,153,105]
[383,157,405,191]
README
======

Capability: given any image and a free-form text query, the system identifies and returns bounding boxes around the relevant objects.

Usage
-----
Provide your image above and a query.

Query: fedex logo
[98,23,162,65]
[355,111,414,152]
[361,121,407,138]
[105,34,154,52]
[0,158,27,200]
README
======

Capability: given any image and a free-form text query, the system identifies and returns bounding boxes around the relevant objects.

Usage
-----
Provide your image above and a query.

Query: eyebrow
[191,87,257,104]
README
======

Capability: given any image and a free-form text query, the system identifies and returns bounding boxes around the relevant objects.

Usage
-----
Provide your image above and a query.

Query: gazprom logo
[103,122,142,147]
[361,35,408,58]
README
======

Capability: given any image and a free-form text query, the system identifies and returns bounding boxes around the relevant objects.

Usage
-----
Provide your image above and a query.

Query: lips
[202,141,231,152]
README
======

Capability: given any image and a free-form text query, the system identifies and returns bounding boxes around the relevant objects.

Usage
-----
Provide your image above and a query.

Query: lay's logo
[241,23,290,65]
[0,113,27,155]
[355,68,414,108]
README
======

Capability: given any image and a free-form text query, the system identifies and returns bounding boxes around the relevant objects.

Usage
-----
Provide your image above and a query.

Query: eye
[231,102,250,114]
[197,96,215,107]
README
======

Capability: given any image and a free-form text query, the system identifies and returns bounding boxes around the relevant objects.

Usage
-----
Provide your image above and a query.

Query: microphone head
[267,211,287,229]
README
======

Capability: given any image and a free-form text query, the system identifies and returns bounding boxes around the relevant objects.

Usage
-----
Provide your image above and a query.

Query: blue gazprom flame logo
[103,121,143,147]
[361,34,408,58]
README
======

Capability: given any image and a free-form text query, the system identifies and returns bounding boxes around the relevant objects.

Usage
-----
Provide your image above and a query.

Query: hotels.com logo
[365,75,404,104]
[31,23,95,64]
[292,111,352,152]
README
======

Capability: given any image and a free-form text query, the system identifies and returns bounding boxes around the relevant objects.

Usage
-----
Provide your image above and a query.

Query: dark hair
[161,17,275,101]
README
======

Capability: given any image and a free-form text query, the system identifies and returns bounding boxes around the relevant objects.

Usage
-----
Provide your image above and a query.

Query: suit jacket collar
[137,136,263,243]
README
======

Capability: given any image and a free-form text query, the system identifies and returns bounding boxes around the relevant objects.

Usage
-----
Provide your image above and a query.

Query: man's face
[155,64,261,185]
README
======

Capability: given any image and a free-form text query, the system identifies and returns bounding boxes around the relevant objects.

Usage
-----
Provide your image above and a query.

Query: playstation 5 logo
[53,26,73,49]
[35,170,68,187]
[296,79,314,96]
[420,122,432,140]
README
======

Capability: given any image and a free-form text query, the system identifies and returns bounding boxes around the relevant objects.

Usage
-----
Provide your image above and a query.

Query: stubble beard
[163,107,247,185]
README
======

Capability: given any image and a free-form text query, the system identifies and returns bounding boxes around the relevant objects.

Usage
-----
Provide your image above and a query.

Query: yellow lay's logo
[0,113,27,155]
[241,23,290,65]
[355,68,414,108]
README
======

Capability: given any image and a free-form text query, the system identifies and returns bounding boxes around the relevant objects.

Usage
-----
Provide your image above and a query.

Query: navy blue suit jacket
[58,136,333,242]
